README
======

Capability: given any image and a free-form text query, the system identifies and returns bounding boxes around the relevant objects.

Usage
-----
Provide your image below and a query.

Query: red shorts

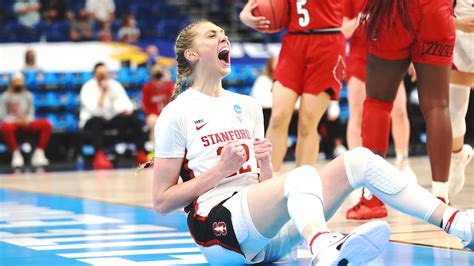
[274,33,346,100]
[368,0,455,66]
[346,51,367,82]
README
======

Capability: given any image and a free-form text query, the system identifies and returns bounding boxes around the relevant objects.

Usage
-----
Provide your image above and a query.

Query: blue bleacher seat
[134,67,149,85]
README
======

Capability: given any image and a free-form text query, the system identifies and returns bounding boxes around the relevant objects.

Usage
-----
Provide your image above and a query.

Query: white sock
[442,207,469,242]
[284,166,328,247]
[432,181,449,201]
[396,150,408,163]
[309,231,333,255]
[363,187,373,199]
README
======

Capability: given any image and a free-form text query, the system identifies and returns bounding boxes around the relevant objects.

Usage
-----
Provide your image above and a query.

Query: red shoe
[136,151,148,165]
[93,150,112,170]
[346,194,388,220]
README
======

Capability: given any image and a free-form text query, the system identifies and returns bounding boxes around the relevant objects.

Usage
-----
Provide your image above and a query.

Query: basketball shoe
[311,221,390,265]
[449,144,473,196]
[93,150,112,170]
[346,189,388,220]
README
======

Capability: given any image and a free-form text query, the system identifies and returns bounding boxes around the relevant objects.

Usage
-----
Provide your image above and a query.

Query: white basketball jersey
[454,0,474,18]
[154,88,264,217]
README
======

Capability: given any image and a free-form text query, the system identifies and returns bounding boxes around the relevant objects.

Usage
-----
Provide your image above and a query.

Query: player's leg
[346,54,411,220]
[346,76,366,149]
[267,35,303,174]
[363,54,411,156]
[448,69,473,195]
[340,147,474,250]
[295,92,330,166]
[265,81,299,173]
[242,167,390,265]
[413,62,452,202]
[391,82,416,181]
[297,33,345,166]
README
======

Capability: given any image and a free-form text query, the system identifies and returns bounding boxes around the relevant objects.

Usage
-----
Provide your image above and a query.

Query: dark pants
[83,115,145,152]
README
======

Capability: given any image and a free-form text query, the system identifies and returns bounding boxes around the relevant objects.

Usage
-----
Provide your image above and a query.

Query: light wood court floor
[0,156,473,251]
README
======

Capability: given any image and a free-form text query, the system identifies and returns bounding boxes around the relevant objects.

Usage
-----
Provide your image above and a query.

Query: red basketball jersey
[344,0,367,55]
[286,0,343,32]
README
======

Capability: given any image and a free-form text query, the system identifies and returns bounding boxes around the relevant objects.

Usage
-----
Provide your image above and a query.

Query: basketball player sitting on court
[150,21,474,265]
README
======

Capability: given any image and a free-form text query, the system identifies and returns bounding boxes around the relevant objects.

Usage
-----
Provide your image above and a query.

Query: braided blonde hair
[137,20,206,172]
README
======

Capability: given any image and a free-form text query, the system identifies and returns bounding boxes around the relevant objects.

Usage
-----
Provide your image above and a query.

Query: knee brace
[284,165,323,204]
[449,84,470,138]
[344,147,409,195]
[361,98,394,154]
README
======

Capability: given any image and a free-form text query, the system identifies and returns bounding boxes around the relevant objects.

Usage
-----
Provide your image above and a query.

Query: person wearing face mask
[141,64,173,156]
[79,62,148,169]
[23,49,42,72]
[118,14,140,44]
[0,72,52,169]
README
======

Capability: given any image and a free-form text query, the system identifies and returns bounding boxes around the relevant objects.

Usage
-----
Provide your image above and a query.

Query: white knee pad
[344,147,409,195]
[284,165,323,204]
[449,84,470,138]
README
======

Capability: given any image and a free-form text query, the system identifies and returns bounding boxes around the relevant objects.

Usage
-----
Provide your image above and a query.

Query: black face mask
[13,85,23,92]
[153,72,164,80]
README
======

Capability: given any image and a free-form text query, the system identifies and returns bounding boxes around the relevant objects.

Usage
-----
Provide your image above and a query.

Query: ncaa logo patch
[234,104,242,114]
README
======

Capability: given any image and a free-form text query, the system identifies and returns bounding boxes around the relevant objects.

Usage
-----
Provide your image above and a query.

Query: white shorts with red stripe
[188,189,302,264]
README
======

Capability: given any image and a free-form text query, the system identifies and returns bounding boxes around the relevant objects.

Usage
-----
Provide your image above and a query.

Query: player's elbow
[153,196,173,216]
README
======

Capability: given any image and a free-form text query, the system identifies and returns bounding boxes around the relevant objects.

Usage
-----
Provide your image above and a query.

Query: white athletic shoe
[461,210,474,251]
[31,148,49,167]
[11,150,24,168]
[449,144,473,196]
[311,221,390,266]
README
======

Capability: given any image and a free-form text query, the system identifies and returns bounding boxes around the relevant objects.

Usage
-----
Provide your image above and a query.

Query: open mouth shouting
[217,39,231,67]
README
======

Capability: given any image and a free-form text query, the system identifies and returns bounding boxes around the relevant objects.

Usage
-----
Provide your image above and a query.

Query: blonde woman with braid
[150,21,474,265]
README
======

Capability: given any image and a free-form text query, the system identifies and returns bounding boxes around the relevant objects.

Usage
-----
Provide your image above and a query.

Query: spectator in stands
[0,72,52,169]
[40,0,66,24]
[139,45,160,69]
[79,62,147,169]
[85,0,115,24]
[97,21,113,42]
[118,14,140,43]
[23,49,42,72]
[250,57,276,132]
[141,65,173,153]
[13,0,41,28]
[69,8,94,42]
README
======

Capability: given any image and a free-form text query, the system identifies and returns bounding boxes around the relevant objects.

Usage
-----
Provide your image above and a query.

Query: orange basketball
[252,0,289,33]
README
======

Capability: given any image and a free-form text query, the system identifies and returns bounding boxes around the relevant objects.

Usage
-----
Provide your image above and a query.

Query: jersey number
[296,0,310,27]
[216,143,252,177]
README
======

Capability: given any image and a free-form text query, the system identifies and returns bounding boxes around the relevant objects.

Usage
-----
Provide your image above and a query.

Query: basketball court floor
[0,156,473,265]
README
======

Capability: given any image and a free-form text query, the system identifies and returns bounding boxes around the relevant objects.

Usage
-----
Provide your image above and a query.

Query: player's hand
[239,0,271,32]
[253,138,272,163]
[15,118,30,127]
[408,63,417,82]
[455,16,474,33]
[218,141,246,177]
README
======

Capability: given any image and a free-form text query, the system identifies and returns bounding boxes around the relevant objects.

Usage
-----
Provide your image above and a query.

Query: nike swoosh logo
[196,122,208,130]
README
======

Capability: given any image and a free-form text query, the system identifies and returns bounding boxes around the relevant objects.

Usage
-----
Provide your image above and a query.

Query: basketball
[252,0,289,33]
